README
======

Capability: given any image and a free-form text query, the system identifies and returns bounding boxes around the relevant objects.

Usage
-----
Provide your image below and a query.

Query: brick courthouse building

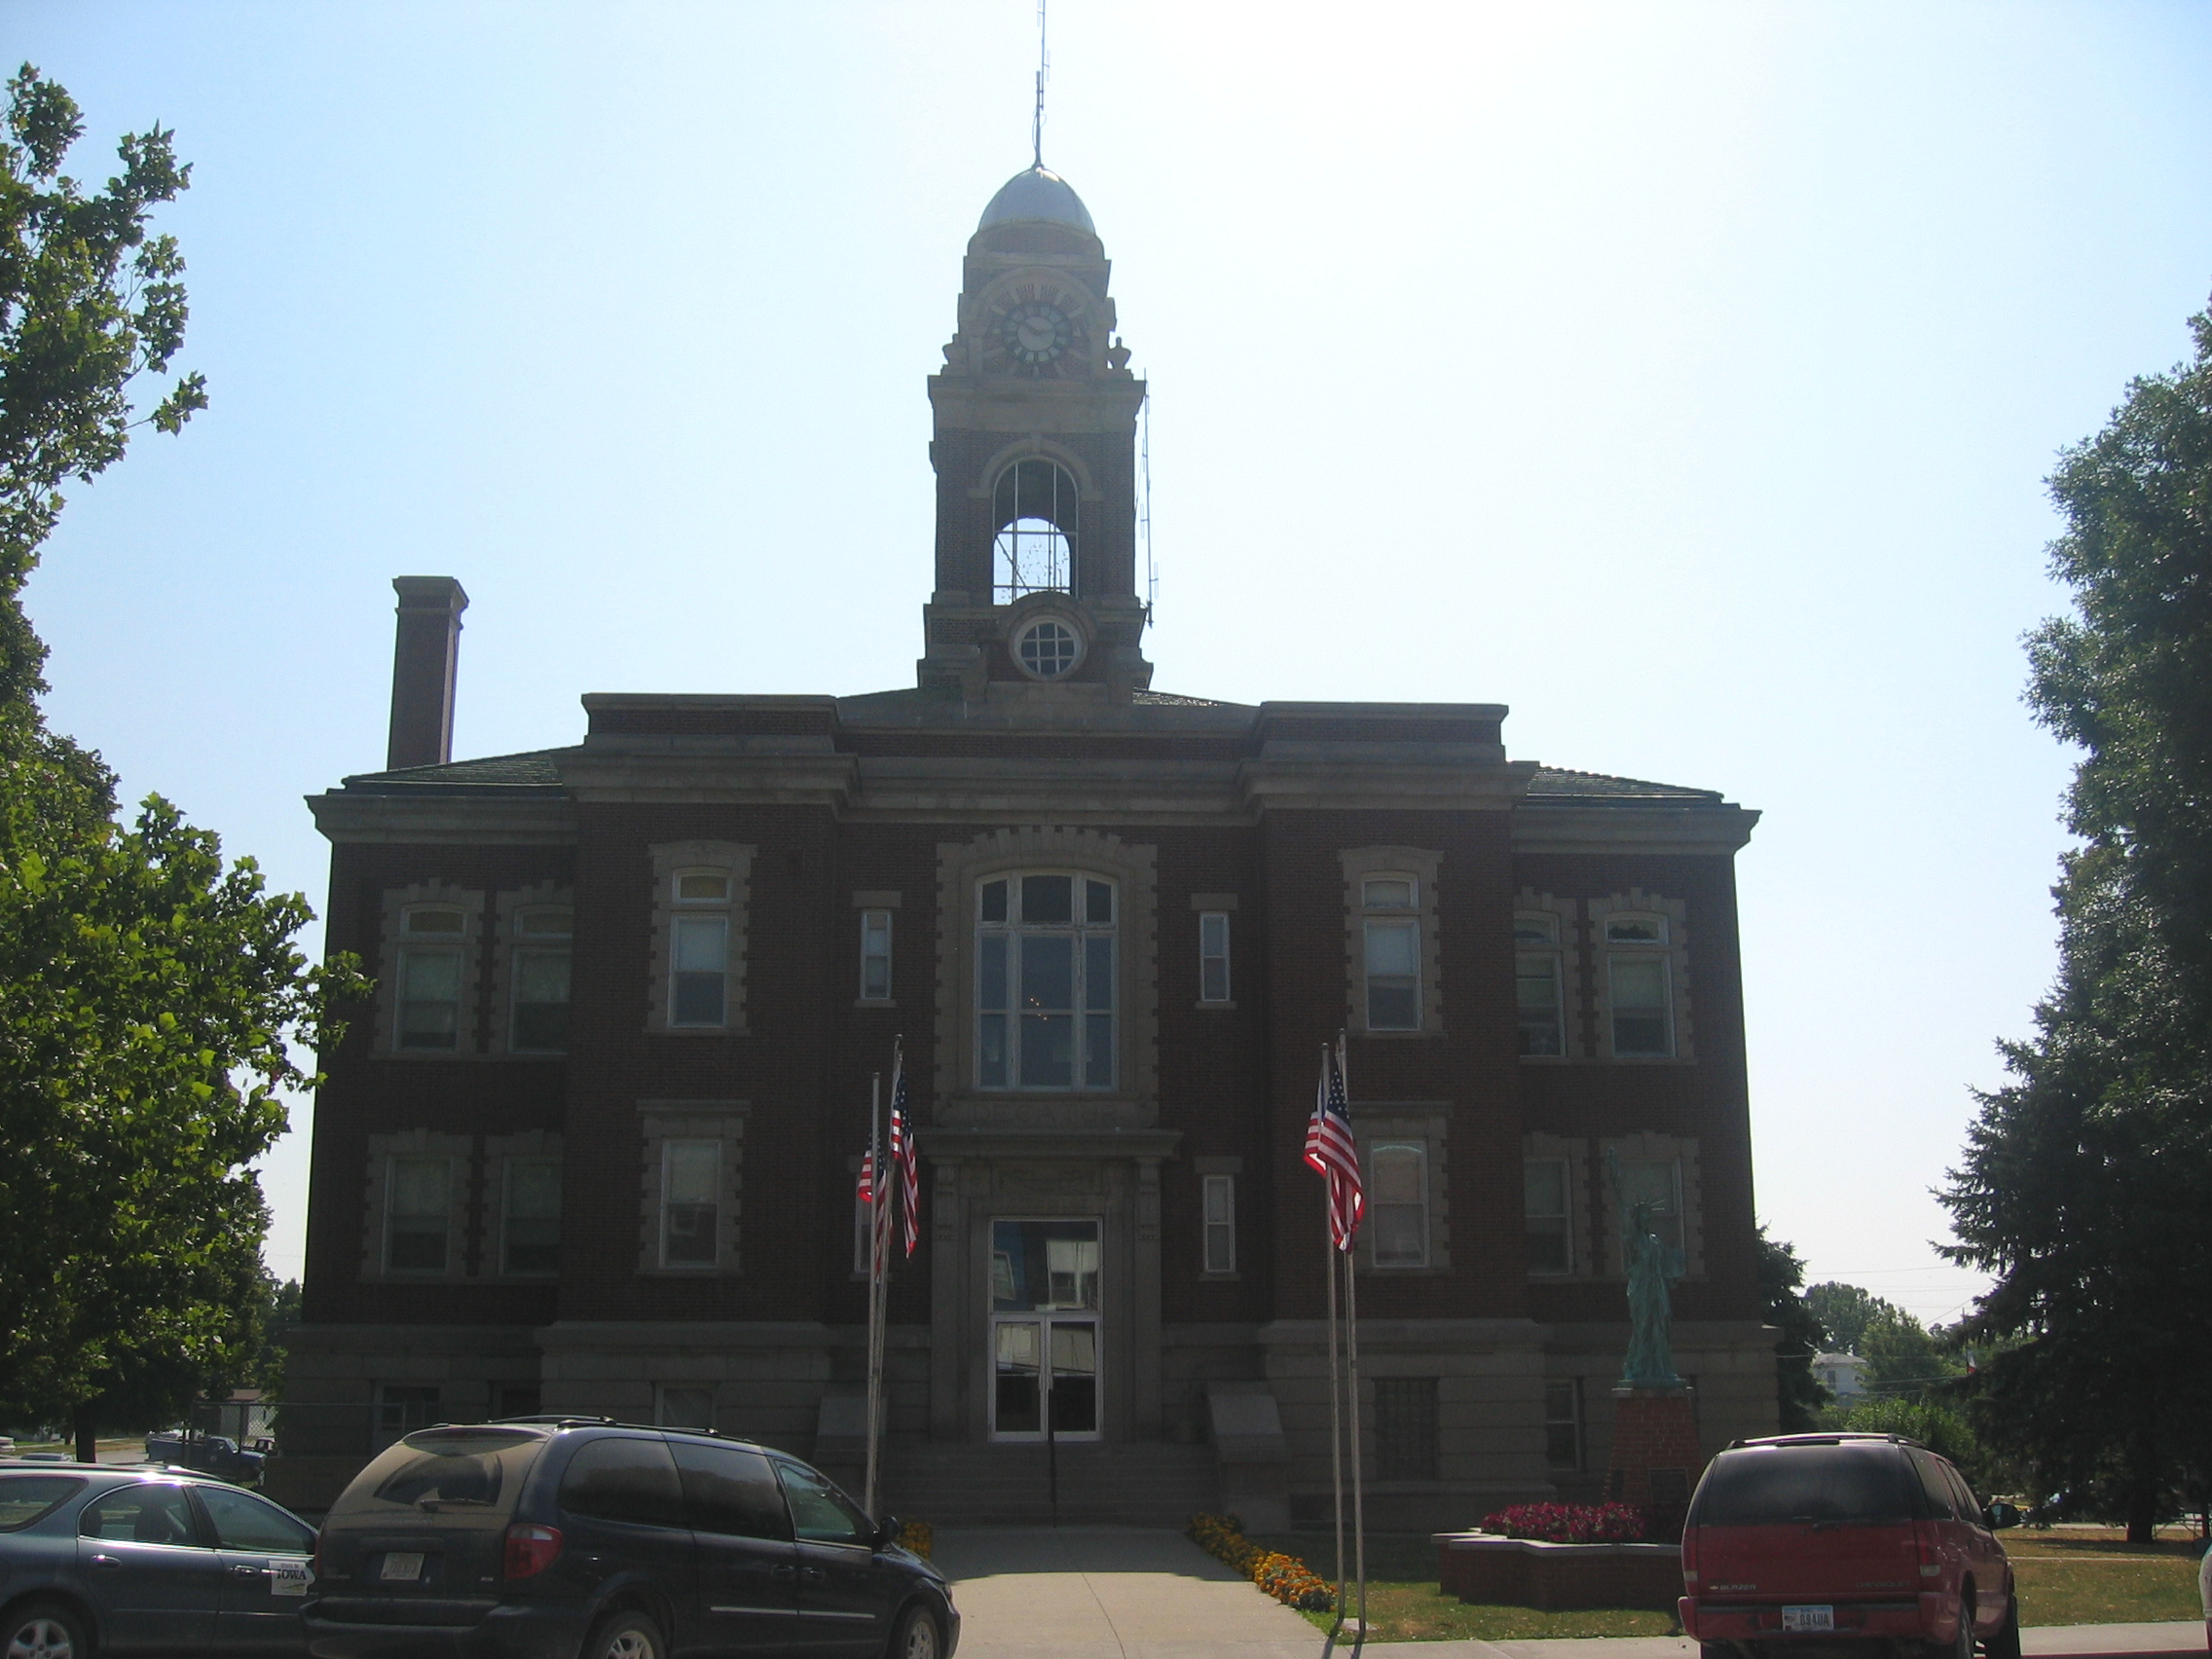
[278,165,1775,1527]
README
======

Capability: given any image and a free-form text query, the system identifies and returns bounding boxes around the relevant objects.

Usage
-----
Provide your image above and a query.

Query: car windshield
[1693,1444,1921,1526]
[0,1475,85,1531]
[331,1427,545,1520]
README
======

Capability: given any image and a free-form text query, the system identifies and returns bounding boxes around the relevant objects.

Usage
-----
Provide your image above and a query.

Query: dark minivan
[304,1419,956,1659]
[1679,1432,2018,1659]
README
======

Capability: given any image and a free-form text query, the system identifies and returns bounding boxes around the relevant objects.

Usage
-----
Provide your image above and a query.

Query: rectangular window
[1198,911,1232,1003]
[1544,1379,1583,1469]
[1609,954,1672,1056]
[1514,912,1564,1056]
[501,1158,562,1275]
[977,873,1117,1091]
[662,1139,720,1267]
[859,909,893,1001]
[1374,1377,1439,1481]
[1525,1158,1571,1272]
[1370,1142,1428,1268]
[1201,1174,1235,1274]
[396,906,467,1051]
[656,1385,716,1431]
[375,1384,440,1447]
[385,1155,452,1272]
[1364,920,1419,1031]
[1615,1159,1683,1256]
[495,1382,541,1419]
[671,915,729,1027]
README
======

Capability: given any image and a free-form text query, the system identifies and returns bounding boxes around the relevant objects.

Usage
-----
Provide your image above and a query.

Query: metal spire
[1032,0,1049,168]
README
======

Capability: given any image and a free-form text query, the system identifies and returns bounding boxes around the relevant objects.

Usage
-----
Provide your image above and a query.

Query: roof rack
[1724,1432,1927,1451]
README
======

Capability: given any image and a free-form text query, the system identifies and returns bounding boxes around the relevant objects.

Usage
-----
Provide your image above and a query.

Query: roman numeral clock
[983,283,1089,376]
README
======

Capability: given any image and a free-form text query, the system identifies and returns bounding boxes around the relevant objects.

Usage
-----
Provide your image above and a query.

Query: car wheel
[1983,1598,2021,1659]
[3,1602,91,1659]
[888,1603,943,1659]
[580,1608,666,1659]
[1952,1595,1976,1659]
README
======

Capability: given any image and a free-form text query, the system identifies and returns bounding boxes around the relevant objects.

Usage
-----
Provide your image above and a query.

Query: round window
[1015,620,1080,679]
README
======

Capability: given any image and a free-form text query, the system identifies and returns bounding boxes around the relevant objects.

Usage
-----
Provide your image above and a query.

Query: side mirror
[873,1514,902,1551]
[1984,1501,2021,1530]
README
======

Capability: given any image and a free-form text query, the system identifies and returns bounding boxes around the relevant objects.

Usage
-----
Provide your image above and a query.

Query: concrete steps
[875,1439,1220,1529]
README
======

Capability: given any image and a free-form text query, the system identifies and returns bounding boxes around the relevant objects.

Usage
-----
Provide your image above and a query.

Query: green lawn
[2005,1535,2205,1627]
[1238,1530,2211,1641]
[1249,1532,1678,1643]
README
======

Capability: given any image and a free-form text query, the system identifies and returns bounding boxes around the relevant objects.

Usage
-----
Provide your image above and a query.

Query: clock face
[1001,301,1072,366]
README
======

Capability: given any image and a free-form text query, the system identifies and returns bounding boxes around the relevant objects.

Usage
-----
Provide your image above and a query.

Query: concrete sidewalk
[1364,1628,2201,1659]
[934,1526,2205,1659]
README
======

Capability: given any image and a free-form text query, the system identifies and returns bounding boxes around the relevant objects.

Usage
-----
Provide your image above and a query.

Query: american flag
[857,1146,891,1274]
[888,1055,919,1258]
[1303,1041,1363,1252]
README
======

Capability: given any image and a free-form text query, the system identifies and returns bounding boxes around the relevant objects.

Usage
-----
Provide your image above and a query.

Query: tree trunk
[2124,1423,2160,1545]
[72,1403,97,1465]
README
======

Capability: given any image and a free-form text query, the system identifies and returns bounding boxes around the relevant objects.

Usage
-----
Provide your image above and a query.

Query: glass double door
[989,1219,1100,1440]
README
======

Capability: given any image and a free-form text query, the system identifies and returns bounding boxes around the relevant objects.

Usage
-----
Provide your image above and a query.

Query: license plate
[270,1558,312,1598]
[380,1552,424,1582]
[1782,1605,1835,1633]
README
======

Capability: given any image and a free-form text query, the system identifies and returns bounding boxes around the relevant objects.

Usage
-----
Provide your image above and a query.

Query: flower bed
[1189,1512,1335,1611]
[895,1520,933,1560]
[1479,1503,1649,1544]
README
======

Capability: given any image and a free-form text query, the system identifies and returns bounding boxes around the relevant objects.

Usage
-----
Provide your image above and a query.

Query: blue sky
[15,2,2212,1322]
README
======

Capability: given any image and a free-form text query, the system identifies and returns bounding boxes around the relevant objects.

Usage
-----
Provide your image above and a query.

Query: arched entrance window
[993,460,1078,603]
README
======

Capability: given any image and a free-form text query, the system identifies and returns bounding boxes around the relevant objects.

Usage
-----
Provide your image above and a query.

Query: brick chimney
[386,576,468,770]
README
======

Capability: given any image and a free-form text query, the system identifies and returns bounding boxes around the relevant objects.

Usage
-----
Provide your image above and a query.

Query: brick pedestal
[1605,1384,1702,1541]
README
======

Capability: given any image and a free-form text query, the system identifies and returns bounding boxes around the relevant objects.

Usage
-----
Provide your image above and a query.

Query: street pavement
[933,1527,2206,1659]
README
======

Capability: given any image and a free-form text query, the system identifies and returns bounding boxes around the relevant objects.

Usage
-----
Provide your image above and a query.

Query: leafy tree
[1943,293,2212,1543]
[1757,1228,1829,1430]
[0,65,361,1458]
[1832,1396,2000,1497]
[1804,1281,1891,1357]
[1858,1305,1960,1401]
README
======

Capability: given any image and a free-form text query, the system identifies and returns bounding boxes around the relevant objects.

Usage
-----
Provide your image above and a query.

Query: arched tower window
[993,460,1078,604]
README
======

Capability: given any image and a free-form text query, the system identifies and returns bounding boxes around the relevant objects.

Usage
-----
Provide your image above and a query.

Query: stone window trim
[479,1129,564,1280]
[965,433,1104,506]
[1515,889,1582,1062]
[1599,1131,1705,1280]
[934,827,1160,1105]
[361,1129,474,1281]
[645,841,755,1036]
[637,1100,748,1276]
[1523,1132,1596,1278]
[1340,846,1445,1038]
[490,884,574,1056]
[374,884,488,1057]
[1589,890,1694,1062]
[1348,1103,1451,1273]
[1194,1156,1243,1281]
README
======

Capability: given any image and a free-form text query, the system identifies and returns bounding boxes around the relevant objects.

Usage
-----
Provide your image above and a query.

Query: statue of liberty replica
[1607,1149,1685,1389]
[1603,1150,1699,1537]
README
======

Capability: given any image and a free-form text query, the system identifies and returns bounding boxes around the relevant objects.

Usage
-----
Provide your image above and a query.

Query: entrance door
[989,1219,1101,1440]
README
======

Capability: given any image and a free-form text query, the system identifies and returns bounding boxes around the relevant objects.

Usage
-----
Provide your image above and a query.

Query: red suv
[1678,1432,2020,1659]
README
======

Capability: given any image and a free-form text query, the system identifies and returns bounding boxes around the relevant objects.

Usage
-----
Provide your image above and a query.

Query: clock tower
[917,166,1154,702]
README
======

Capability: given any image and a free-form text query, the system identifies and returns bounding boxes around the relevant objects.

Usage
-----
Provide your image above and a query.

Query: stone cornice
[1512,804,1760,856]
[308,793,577,846]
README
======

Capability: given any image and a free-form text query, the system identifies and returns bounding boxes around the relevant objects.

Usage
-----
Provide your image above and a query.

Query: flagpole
[1339,1031,1368,1657]
[1321,1042,1349,1659]
[864,1071,886,1520]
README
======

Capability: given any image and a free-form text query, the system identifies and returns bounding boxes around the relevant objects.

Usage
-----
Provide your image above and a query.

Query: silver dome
[977,166,1096,235]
